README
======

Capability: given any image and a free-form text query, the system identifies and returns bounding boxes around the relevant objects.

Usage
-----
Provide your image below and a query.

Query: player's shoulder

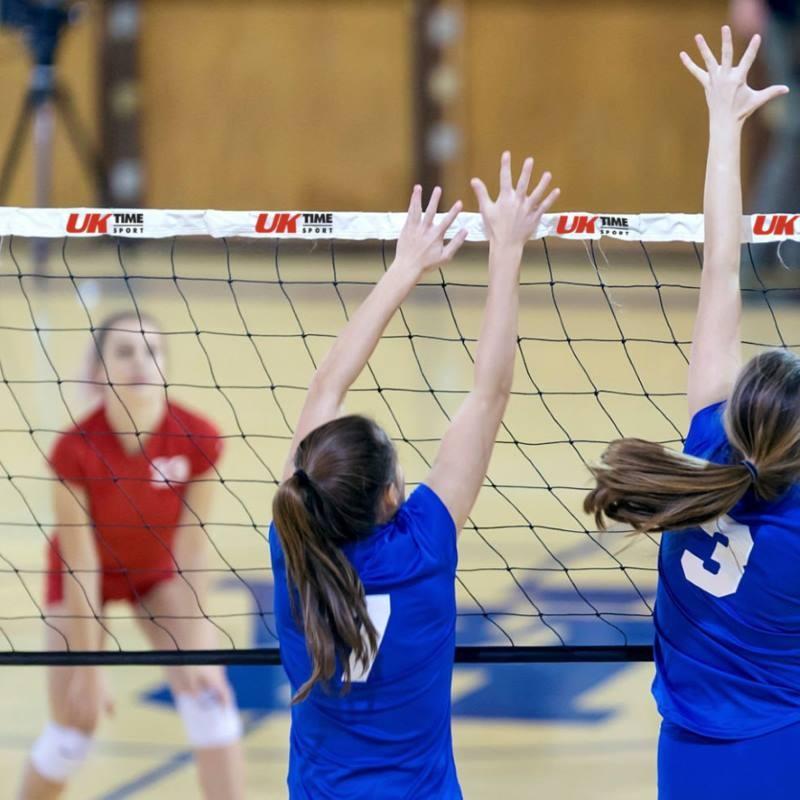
[53,406,107,449]
[389,483,457,569]
[164,401,220,438]
[684,401,728,461]
[399,484,455,529]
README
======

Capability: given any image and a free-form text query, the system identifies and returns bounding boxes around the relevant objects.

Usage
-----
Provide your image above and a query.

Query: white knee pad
[30,721,93,783]
[176,690,243,749]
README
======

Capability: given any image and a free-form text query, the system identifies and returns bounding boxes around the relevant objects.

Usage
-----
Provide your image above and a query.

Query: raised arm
[681,26,788,416]
[281,187,468,480]
[425,152,560,532]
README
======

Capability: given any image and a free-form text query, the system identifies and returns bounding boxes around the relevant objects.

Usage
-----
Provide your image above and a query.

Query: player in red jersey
[19,311,245,800]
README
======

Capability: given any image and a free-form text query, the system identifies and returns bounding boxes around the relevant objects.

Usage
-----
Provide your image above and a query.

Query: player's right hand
[471,151,559,253]
[65,666,115,732]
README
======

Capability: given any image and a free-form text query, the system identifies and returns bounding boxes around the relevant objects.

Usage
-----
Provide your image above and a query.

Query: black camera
[0,0,72,66]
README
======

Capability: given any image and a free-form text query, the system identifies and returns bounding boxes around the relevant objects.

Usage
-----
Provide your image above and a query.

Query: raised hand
[680,25,789,123]
[394,185,468,274]
[471,151,559,251]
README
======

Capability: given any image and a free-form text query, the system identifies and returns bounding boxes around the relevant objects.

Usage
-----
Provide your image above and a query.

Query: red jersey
[46,402,223,605]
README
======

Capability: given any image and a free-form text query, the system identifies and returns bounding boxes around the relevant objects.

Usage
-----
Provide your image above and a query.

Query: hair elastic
[741,460,759,482]
[294,468,312,487]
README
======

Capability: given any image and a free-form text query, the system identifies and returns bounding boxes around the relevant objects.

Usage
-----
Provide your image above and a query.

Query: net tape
[0,208,798,242]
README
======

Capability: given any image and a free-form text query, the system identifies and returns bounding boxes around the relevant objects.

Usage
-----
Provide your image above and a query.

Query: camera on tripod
[0,0,106,271]
[0,1,77,68]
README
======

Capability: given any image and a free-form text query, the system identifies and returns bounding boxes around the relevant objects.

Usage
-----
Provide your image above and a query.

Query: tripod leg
[33,99,55,208]
[53,85,109,205]
[0,92,36,204]
[31,98,56,275]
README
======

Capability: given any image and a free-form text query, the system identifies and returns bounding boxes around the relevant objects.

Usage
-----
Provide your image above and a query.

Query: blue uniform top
[653,401,800,739]
[270,483,463,799]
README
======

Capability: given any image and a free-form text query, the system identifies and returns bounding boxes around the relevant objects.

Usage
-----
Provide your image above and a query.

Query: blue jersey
[270,484,462,800]
[653,402,800,739]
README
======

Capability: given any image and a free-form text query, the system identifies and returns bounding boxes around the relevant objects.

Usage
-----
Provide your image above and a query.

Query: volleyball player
[584,27,797,799]
[270,154,559,798]
[19,312,245,800]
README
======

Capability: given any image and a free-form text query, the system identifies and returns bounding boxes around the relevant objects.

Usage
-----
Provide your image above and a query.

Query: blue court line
[96,749,195,800]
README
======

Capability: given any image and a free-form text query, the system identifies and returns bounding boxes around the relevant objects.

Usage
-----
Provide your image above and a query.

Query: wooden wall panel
[459,0,728,212]
[140,0,413,211]
[0,1,745,212]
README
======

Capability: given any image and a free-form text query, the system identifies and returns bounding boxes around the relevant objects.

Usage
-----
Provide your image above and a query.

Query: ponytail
[586,350,800,533]
[584,438,755,532]
[272,416,397,703]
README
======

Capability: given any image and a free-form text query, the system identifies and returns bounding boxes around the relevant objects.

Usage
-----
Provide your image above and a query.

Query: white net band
[1,208,799,242]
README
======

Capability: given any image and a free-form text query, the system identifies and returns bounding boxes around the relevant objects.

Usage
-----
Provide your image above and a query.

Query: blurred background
[0,0,788,215]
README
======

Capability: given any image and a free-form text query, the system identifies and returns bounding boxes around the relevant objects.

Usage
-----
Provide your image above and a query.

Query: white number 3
[680,515,754,598]
[349,594,391,682]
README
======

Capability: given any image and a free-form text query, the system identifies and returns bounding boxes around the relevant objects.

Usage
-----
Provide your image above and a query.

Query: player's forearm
[173,523,210,598]
[473,243,522,398]
[63,567,103,650]
[312,261,417,399]
[702,117,743,280]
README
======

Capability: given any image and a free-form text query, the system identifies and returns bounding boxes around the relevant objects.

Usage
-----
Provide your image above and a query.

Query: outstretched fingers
[471,176,491,211]
[499,150,512,193]
[442,227,469,261]
[423,186,442,225]
[737,33,761,75]
[407,184,422,222]
[720,24,734,69]
[695,33,718,71]
[680,50,708,85]
[515,157,534,198]
[435,199,463,238]
[537,187,561,215]
[754,84,791,108]
[525,171,553,211]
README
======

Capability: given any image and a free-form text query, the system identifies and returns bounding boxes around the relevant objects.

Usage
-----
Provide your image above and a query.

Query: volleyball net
[0,208,797,666]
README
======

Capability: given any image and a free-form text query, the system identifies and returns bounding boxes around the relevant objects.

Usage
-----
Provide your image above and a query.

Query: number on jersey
[680,515,753,598]
[349,594,391,682]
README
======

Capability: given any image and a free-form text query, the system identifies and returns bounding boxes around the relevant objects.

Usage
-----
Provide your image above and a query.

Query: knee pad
[30,721,93,783]
[175,690,243,749]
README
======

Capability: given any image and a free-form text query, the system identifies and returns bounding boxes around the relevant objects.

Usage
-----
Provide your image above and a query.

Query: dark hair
[584,349,800,532]
[272,414,398,703]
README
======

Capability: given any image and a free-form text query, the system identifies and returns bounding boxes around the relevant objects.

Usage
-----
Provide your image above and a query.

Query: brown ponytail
[272,415,399,703]
[585,349,800,533]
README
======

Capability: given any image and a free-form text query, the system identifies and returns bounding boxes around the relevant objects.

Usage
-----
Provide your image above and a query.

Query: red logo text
[753,214,800,237]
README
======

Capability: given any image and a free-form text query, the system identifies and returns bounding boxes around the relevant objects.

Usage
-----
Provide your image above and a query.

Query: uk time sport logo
[752,214,799,238]
[255,212,334,235]
[555,214,633,238]
[66,212,144,235]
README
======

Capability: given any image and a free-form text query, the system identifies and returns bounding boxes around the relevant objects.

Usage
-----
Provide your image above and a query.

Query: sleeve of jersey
[401,484,458,571]
[185,418,224,478]
[48,432,88,488]
[683,401,727,459]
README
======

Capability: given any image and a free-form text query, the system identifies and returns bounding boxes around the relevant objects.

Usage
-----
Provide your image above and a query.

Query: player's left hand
[680,25,789,123]
[394,185,468,275]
